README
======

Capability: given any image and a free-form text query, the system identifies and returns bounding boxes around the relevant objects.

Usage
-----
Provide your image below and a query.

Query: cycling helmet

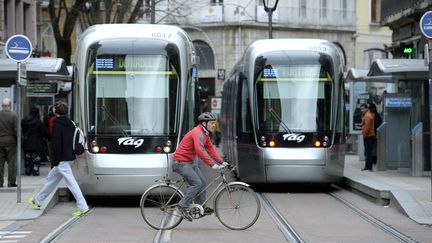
[198,112,217,122]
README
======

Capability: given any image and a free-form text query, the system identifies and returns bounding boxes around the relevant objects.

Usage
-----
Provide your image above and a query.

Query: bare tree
[48,0,144,64]
[48,0,205,64]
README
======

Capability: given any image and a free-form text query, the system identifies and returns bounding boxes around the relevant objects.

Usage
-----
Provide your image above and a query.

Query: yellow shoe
[72,209,89,217]
[27,197,40,210]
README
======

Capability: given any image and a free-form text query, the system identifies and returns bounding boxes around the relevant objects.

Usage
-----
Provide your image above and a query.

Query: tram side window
[240,74,252,133]
[335,79,345,142]
[182,68,197,135]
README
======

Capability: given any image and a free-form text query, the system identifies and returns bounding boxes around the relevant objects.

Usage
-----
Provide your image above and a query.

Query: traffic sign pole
[420,11,432,200]
[16,64,22,202]
[5,35,32,203]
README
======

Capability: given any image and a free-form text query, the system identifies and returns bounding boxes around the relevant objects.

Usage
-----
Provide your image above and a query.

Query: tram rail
[259,193,305,243]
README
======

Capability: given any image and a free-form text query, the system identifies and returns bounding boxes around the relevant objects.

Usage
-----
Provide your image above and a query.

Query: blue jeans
[172,161,206,208]
[364,136,377,170]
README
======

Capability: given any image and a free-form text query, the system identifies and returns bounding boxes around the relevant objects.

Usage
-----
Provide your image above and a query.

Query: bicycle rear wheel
[140,184,183,230]
[214,183,260,230]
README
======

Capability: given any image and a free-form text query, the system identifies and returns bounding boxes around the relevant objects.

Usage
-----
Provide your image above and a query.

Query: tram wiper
[99,105,129,137]
[268,107,292,133]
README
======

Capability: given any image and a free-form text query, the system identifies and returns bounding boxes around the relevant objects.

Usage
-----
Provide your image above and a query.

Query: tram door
[383,94,411,169]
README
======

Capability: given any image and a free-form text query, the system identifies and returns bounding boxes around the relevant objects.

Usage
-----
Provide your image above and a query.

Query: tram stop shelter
[367,59,430,177]
[346,59,431,177]
[0,57,71,115]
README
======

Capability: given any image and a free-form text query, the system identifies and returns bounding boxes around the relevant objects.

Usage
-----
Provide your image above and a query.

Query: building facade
[354,0,392,68]
[380,0,432,58]
[138,0,357,105]
[0,0,37,58]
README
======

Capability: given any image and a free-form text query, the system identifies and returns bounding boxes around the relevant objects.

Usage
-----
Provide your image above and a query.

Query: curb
[344,177,432,225]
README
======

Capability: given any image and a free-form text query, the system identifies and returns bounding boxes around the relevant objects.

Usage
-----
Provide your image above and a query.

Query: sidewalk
[344,154,432,225]
[0,164,59,232]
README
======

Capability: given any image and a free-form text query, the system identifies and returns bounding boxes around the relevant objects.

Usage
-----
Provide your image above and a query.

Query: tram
[220,39,346,183]
[72,24,199,195]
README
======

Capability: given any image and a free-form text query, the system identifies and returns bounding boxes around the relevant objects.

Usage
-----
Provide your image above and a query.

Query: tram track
[258,193,305,243]
[39,207,95,243]
[328,185,417,243]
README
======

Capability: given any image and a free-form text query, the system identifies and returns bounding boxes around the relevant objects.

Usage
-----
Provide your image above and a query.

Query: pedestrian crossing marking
[0,231,31,242]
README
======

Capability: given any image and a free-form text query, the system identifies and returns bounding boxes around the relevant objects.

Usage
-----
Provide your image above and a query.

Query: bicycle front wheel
[140,184,183,230]
[214,183,260,230]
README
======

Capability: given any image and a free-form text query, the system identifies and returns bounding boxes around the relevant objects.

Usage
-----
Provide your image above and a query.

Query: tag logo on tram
[118,137,144,148]
[282,133,305,143]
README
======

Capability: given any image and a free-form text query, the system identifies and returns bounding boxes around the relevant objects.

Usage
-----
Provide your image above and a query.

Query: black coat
[51,116,76,166]
[22,115,46,152]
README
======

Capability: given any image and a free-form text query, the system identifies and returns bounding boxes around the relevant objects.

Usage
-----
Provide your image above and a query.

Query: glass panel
[256,64,333,133]
[87,54,179,136]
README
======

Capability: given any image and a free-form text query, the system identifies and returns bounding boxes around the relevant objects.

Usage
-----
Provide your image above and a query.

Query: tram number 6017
[308,46,326,52]
[152,32,171,38]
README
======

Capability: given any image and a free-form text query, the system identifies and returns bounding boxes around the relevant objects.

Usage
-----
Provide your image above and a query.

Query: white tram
[221,39,346,183]
[72,24,198,195]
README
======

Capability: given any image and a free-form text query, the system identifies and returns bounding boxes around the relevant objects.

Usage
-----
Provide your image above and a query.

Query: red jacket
[173,125,222,167]
[48,115,58,135]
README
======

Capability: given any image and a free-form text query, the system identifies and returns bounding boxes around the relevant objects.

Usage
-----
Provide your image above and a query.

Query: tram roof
[0,58,70,80]
[368,59,427,80]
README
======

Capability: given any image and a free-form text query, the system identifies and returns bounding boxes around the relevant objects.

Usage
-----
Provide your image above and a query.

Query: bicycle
[140,163,260,230]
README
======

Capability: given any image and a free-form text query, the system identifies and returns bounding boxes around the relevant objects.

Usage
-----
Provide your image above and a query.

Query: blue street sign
[420,11,432,38]
[5,35,33,62]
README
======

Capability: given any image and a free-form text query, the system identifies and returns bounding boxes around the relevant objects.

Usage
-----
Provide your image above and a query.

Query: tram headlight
[268,140,276,147]
[314,140,321,147]
[163,140,172,153]
[92,145,100,153]
[91,140,99,153]
[163,146,171,153]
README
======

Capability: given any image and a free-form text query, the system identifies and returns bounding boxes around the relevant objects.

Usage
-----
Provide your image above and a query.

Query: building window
[193,40,215,70]
[371,0,379,23]
[341,0,347,19]
[320,0,327,18]
[299,0,307,18]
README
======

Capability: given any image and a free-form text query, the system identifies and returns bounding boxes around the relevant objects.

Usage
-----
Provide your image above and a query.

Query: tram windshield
[255,53,333,133]
[86,39,180,136]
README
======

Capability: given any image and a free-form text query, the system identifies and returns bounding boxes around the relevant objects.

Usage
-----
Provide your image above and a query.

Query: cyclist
[172,112,227,221]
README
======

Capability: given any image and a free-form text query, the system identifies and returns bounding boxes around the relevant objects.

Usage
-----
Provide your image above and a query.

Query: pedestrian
[360,103,376,171]
[44,104,58,167]
[28,102,89,217]
[0,98,17,187]
[22,107,47,176]
[368,103,382,164]
[172,112,228,221]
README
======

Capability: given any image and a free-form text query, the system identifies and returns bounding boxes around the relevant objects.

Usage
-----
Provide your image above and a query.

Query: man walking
[0,98,17,187]
[28,102,89,216]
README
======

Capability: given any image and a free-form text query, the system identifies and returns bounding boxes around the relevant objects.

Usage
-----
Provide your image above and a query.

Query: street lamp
[262,0,279,39]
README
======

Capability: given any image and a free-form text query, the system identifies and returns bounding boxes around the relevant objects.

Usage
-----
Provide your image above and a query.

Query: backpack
[72,121,85,155]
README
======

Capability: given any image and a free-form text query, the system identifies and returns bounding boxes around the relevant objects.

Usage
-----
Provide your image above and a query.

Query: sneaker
[27,197,41,210]
[72,209,89,217]
[176,206,193,222]
[203,206,214,215]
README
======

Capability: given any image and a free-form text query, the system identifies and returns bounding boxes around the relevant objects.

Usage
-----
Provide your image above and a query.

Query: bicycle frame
[191,168,231,207]
[158,167,233,210]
